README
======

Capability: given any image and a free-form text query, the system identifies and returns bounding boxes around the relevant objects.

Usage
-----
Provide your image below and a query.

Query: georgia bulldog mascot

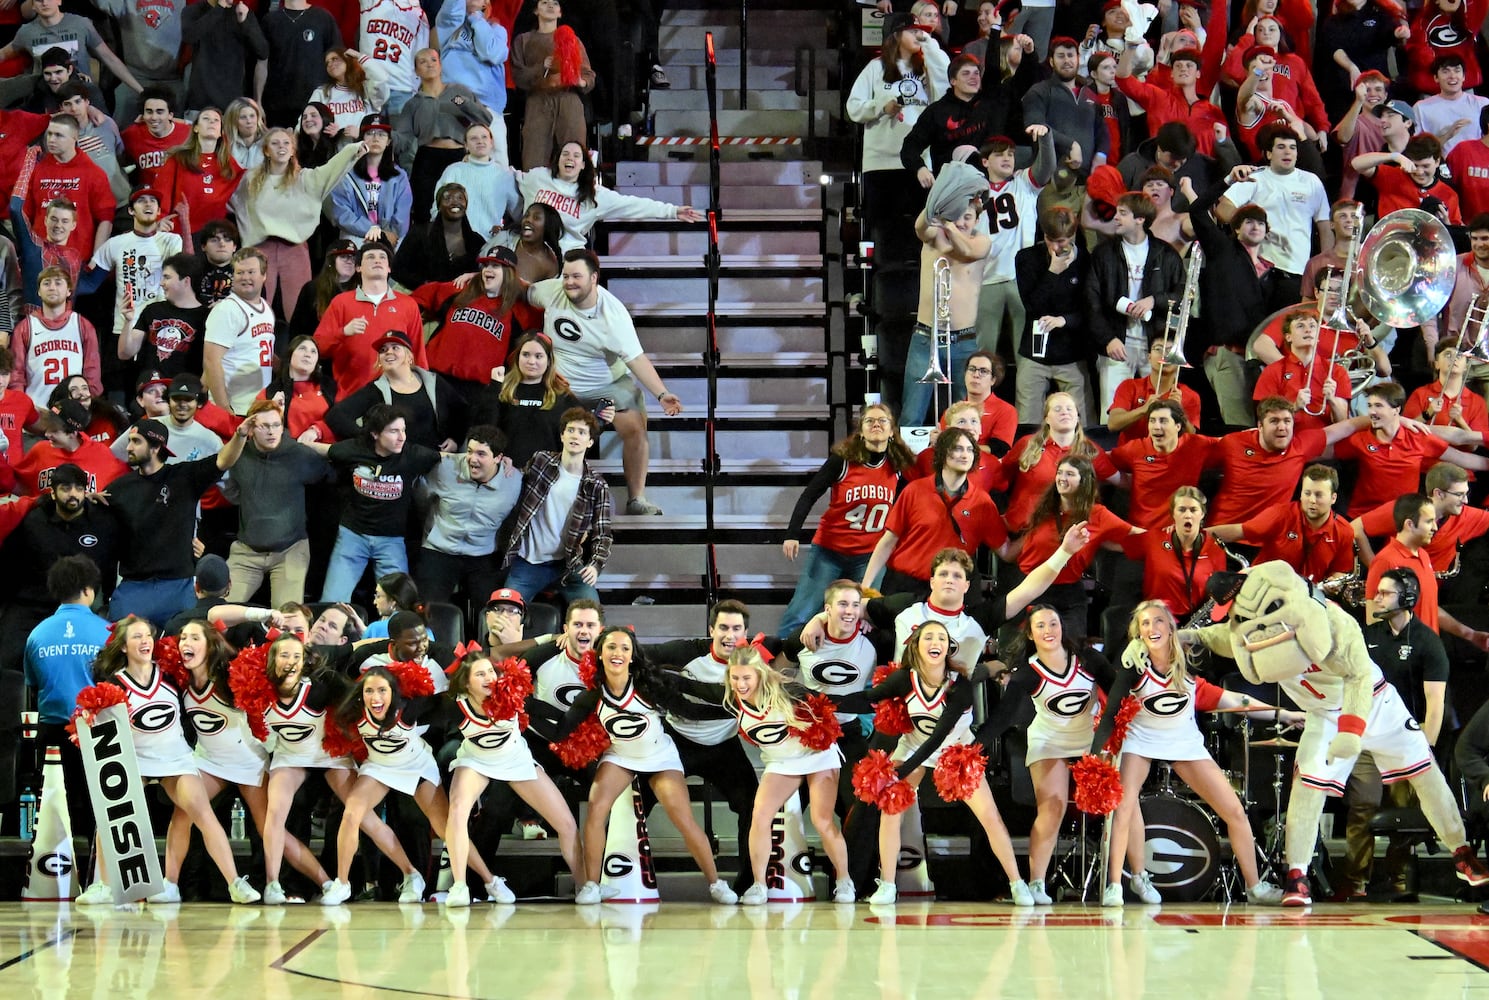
[1183,561,1489,906]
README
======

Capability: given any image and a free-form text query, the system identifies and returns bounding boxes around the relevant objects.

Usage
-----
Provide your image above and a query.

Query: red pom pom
[932,743,987,803]
[67,683,129,742]
[322,721,367,763]
[1070,754,1124,816]
[871,664,912,736]
[387,659,435,699]
[1102,695,1141,755]
[228,643,276,742]
[578,649,599,689]
[795,693,844,752]
[154,636,189,690]
[552,25,583,88]
[878,776,916,815]
[852,749,917,814]
[482,657,533,729]
[550,714,610,769]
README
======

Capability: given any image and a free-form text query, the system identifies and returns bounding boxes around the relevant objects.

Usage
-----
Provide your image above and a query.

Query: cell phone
[594,397,614,414]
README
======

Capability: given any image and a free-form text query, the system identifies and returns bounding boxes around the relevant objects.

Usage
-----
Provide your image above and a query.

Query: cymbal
[1251,738,1300,749]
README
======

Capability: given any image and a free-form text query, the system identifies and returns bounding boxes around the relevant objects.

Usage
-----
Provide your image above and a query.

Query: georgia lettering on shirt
[37,465,100,493]
[352,464,405,501]
[843,482,893,504]
[149,319,196,360]
[365,18,417,46]
[532,189,580,219]
[449,307,507,339]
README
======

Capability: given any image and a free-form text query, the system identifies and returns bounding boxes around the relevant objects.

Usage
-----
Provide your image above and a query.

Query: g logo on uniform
[271,723,315,743]
[185,709,228,735]
[605,713,648,740]
[553,318,583,342]
[555,684,585,707]
[809,660,859,686]
[910,713,940,736]
[1143,691,1190,717]
[364,735,408,754]
[747,723,790,746]
[133,704,176,733]
[1046,690,1093,718]
[471,730,512,750]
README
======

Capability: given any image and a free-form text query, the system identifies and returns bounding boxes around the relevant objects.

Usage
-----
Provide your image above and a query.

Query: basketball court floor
[4,900,1489,999]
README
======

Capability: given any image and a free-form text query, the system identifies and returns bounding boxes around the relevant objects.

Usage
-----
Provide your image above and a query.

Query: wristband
[249,608,272,624]
[1046,547,1073,571]
[1337,713,1366,737]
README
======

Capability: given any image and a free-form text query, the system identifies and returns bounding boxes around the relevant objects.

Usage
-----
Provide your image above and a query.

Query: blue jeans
[777,545,876,640]
[503,556,600,606]
[320,527,408,602]
[384,89,414,115]
[109,577,195,628]
[900,327,974,426]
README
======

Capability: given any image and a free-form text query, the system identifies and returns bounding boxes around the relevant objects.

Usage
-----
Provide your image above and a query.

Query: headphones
[1379,567,1420,613]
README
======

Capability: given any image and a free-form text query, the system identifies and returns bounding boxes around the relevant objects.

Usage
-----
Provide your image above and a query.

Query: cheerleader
[258,634,408,905]
[445,649,582,907]
[1092,601,1301,906]
[327,665,508,905]
[838,620,1033,906]
[75,616,260,905]
[546,626,739,905]
[976,605,1118,905]
[679,646,855,905]
[163,621,335,904]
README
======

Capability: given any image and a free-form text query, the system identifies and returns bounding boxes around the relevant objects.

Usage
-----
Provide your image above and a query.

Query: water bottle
[230,798,246,841]
[18,787,36,841]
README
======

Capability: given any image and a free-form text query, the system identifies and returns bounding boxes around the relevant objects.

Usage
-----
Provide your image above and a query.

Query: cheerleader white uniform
[1116,665,1211,762]
[356,709,442,795]
[738,701,844,777]
[450,694,539,782]
[184,680,271,785]
[532,647,589,711]
[265,680,354,771]
[895,671,975,769]
[1023,654,1103,763]
[115,667,199,778]
[595,681,685,774]
[796,630,879,726]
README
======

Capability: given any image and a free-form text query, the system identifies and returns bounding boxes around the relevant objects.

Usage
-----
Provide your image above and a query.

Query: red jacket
[314,287,428,394]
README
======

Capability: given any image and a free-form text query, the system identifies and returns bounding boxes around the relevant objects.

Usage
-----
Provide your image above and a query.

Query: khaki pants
[227,538,312,608]
[1340,754,1419,895]
[1204,348,1255,429]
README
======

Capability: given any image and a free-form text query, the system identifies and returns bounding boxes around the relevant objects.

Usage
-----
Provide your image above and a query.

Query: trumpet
[1319,569,1365,608]
[917,256,954,408]
[1155,242,1202,388]
[1437,542,1462,581]
[1304,205,1364,416]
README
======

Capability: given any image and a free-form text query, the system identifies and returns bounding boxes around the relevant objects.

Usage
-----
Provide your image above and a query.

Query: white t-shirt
[90,230,182,336]
[530,279,645,398]
[517,463,581,564]
[360,0,430,96]
[977,169,1043,284]
[204,293,276,415]
[1121,237,1149,353]
[1414,92,1489,156]
[1223,168,1329,275]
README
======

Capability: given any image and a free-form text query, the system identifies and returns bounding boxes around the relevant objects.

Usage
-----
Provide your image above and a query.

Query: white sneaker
[1028,879,1053,905]
[1247,880,1284,905]
[708,880,738,905]
[598,882,622,901]
[868,879,897,905]
[228,876,261,904]
[1129,871,1162,905]
[399,871,426,904]
[76,882,112,906]
[833,878,856,904]
[1009,879,1035,907]
[1101,883,1124,908]
[518,820,548,841]
[575,881,602,905]
[320,879,351,906]
[485,876,516,904]
[739,882,768,906]
[446,883,471,908]
[263,881,288,905]
[148,881,181,904]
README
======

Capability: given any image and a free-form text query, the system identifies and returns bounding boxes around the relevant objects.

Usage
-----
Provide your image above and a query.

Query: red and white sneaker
[1282,869,1312,907]
[1454,846,1489,886]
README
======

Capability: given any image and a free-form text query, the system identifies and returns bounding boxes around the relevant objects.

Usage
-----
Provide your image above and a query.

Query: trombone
[1303,204,1363,416]
[917,255,954,415]
[1154,241,1203,387]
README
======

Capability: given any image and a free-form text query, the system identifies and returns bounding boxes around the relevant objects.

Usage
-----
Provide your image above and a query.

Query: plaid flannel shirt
[500,450,613,576]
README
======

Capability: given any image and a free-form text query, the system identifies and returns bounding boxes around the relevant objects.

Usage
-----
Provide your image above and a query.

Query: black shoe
[1390,891,1419,904]
[650,65,671,89]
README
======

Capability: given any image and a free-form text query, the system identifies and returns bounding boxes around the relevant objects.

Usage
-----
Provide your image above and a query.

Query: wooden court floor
[6,901,1489,999]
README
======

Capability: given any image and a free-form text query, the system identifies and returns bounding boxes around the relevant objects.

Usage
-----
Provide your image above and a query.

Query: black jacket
[899,56,1038,175]
[1015,240,1094,365]
[1188,178,1276,352]
[1086,235,1186,350]
[1,500,121,608]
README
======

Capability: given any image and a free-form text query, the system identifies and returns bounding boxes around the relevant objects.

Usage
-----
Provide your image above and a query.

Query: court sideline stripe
[269,927,483,999]
[1409,928,1489,973]
[0,928,76,971]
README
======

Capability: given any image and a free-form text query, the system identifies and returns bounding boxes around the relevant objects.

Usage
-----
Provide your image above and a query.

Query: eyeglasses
[1443,489,1471,500]
[965,366,994,376]
[862,416,891,426]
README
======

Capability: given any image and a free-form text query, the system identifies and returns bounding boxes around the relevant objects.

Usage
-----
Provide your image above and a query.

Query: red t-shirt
[0,109,49,217]
[1366,537,1439,633]
[1107,378,1203,445]
[1126,527,1227,617]
[1252,353,1353,433]
[910,447,1001,495]
[1110,434,1223,529]
[23,153,117,259]
[811,456,902,556]
[1403,381,1489,434]
[1207,427,1327,527]
[1357,500,1489,573]
[0,388,37,455]
[1000,436,1118,533]
[1238,504,1356,583]
[1334,426,1451,518]
[884,476,1008,580]
[1018,503,1132,584]
[156,152,243,228]
[1092,89,1123,162]
[1447,139,1489,220]
[257,379,336,443]
[1370,163,1462,223]
[939,394,1018,452]
[12,434,128,496]
[120,121,192,192]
